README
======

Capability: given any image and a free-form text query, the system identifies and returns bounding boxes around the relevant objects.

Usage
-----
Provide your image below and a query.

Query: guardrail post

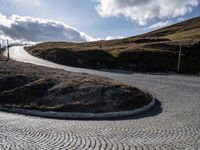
[6,40,10,61]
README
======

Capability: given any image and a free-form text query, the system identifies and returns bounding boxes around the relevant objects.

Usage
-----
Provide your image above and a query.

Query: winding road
[1,46,200,149]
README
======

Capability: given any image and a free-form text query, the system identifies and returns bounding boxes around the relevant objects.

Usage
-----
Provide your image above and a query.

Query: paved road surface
[0,46,200,149]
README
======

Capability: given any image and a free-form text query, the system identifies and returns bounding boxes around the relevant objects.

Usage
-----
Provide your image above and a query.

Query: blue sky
[0,0,199,42]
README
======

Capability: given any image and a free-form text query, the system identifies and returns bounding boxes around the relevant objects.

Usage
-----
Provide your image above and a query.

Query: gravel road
[0,46,200,149]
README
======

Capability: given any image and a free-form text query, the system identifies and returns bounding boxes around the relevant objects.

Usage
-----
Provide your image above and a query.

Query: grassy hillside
[26,16,200,75]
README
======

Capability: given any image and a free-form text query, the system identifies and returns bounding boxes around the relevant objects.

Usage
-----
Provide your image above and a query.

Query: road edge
[0,98,155,119]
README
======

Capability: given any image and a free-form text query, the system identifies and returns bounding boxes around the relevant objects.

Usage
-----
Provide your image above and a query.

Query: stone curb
[0,99,155,119]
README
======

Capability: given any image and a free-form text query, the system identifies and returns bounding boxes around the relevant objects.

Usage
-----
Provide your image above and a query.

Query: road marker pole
[177,44,182,74]
[6,40,10,60]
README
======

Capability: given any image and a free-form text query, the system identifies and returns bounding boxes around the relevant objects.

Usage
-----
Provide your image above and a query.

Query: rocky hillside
[26,16,200,75]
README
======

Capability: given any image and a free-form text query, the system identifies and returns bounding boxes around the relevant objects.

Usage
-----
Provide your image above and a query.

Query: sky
[0,0,200,43]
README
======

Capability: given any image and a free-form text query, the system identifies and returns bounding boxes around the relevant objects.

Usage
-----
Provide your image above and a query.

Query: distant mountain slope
[26,16,200,75]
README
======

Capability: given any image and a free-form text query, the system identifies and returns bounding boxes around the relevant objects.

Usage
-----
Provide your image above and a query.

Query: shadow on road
[71,99,163,121]
[99,69,176,76]
[35,99,162,121]
[98,69,199,77]
[0,99,162,121]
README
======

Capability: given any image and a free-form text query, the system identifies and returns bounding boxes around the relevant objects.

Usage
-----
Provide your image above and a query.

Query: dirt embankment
[0,58,152,113]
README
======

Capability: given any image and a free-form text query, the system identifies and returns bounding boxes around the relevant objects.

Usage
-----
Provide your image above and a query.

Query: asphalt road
[0,46,200,149]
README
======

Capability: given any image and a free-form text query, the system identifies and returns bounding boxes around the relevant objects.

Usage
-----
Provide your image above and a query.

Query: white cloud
[0,14,95,43]
[92,35,124,41]
[104,36,124,40]
[0,14,11,27]
[4,0,41,7]
[96,0,199,25]
[177,17,185,22]
[148,21,170,29]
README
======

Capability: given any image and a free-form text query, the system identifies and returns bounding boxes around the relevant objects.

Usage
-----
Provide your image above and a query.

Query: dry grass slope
[0,59,152,113]
[26,16,200,75]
